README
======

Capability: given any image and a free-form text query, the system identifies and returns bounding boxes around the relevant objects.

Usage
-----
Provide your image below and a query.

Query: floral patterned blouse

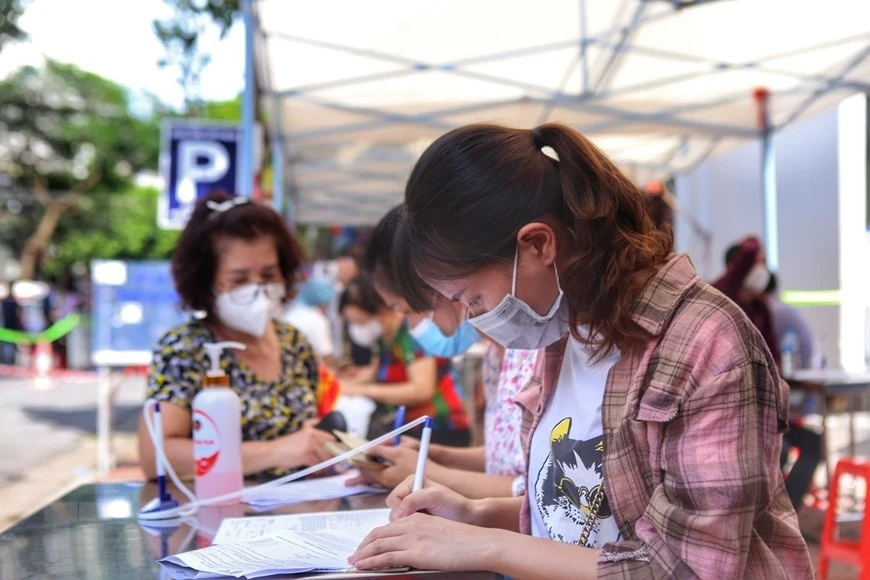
[146,319,320,477]
[483,345,539,478]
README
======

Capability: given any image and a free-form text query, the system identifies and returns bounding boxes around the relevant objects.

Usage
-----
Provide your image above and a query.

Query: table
[0,482,503,580]
[787,368,870,479]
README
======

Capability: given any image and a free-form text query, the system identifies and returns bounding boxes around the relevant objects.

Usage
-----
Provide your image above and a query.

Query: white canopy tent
[246,0,870,231]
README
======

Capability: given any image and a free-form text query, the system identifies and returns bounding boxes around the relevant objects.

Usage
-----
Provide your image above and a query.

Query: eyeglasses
[223,283,286,306]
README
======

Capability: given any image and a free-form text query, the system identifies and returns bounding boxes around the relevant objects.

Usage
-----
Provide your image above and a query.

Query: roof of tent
[253,0,870,225]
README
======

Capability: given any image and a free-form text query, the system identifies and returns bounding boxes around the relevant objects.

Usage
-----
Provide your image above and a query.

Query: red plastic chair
[819,457,870,579]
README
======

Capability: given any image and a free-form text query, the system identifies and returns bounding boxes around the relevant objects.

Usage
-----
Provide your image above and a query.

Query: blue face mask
[409,318,480,358]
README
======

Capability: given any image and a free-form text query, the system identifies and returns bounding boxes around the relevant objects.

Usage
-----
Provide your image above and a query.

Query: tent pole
[754,87,779,271]
[240,0,256,198]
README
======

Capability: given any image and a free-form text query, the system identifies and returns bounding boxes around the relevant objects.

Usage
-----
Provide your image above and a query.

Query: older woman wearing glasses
[137,192,335,481]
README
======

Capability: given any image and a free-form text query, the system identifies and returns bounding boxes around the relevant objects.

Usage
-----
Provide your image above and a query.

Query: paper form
[212,508,390,545]
[243,471,383,511]
[162,530,360,577]
[161,509,399,578]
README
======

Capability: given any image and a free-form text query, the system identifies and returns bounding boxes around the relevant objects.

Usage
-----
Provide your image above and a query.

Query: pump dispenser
[192,341,245,503]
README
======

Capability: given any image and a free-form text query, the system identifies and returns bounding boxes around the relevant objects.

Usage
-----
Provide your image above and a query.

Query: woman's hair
[364,204,435,312]
[172,190,304,318]
[398,123,673,359]
[338,274,386,316]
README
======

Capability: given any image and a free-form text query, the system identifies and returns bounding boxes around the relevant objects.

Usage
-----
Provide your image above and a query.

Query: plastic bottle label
[193,409,221,477]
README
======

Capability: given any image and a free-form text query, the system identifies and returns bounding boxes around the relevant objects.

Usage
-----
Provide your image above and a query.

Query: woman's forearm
[148,438,278,480]
[429,444,486,472]
[473,496,524,531]
[426,464,514,499]
[360,382,433,407]
[479,529,598,580]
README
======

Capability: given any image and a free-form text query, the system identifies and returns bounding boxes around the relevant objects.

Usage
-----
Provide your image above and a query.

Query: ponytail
[401,122,672,360]
[534,124,673,359]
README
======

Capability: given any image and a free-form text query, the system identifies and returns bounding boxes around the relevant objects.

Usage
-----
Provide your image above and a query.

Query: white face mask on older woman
[215,282,286,337]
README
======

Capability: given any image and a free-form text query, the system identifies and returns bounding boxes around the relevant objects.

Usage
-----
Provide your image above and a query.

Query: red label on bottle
[193,409,221,477]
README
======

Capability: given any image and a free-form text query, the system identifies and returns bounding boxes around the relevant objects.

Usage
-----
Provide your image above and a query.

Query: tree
[0,0,28,54]
[154,0,240,115]
[43,186,179,277]
[0,61,160,278]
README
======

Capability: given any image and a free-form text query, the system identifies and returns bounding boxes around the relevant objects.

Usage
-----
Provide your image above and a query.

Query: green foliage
[0,60,160,192]
[154,0,240,115]
[43,186,179,276]
[200,94,242,121]
[0,0,28,52]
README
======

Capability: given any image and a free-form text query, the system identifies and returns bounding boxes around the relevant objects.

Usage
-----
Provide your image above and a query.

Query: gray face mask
[467,248,570,350]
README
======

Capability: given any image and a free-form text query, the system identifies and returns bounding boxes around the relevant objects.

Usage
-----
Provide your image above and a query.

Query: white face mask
[214,283,285,338]
[743,263,771,295]
[348,319,383,348]
[467,248,570,350]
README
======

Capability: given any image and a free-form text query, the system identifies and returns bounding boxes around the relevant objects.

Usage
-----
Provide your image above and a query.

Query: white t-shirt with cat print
[528,336,622,548]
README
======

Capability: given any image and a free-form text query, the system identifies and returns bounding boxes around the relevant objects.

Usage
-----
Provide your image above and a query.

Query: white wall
[773,106,841,367]
[674,142,763,281]
[674,105,845,367]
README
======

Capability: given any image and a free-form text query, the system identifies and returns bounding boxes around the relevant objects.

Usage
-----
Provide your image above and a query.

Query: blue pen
[392,405,407,446]
[154,402,171,503]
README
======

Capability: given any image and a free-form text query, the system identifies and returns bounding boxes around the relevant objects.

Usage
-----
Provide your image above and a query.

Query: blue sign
[90,260,189,365]
[159,120,242,229]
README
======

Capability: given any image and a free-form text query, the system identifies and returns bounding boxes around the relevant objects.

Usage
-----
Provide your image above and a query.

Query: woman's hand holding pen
[384,475,482,525]
[349,477,496,572]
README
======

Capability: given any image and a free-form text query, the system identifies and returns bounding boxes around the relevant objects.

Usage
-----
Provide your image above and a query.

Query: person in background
[349,123,809,577]
[330,244,370,366]
[0,282,23,365]
[283,277,336,368]
[763,272,823,514]
[712,236,779,360]
[339,274,472,447]
[138,192,334,481]
[344,204,525,498]
[764,273,818,370]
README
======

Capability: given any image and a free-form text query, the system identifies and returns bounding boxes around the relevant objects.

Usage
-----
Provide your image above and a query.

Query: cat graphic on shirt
[534,417,617,546]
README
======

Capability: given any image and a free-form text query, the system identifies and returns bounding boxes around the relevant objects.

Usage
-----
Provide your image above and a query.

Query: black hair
[724,243,742,268]
[364,204,435,312]
[338,274,386,315]
[172,191,304,318]
[397,123,672,360]
[765,272,778,295]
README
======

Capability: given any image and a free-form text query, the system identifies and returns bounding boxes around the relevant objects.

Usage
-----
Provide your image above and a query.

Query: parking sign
[159,120,242,229]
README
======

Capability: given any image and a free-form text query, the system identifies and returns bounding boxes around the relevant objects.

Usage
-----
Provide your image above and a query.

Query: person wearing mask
[349,124,810,578]
[764,273,818,370]
[344,205,525,499]
[138,192,335,481]
[763,272,823,514]
[339,274,472,447]
[283,277,336,368]
[712,236,779,361]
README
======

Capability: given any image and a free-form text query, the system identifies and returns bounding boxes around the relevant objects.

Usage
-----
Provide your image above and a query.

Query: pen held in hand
[412,417,432,493]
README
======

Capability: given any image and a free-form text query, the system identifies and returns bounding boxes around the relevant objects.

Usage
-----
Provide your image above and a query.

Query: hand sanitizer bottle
[193,341,245,504]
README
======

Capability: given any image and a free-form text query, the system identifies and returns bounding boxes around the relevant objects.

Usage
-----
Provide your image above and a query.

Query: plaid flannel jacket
[514,254,812,579]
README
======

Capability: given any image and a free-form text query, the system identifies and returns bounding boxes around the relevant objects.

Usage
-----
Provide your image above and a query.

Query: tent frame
[243,0,870,264]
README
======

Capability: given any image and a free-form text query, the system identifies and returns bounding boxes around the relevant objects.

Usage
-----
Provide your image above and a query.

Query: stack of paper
[243,471,383,511]
[160,509,393,578]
